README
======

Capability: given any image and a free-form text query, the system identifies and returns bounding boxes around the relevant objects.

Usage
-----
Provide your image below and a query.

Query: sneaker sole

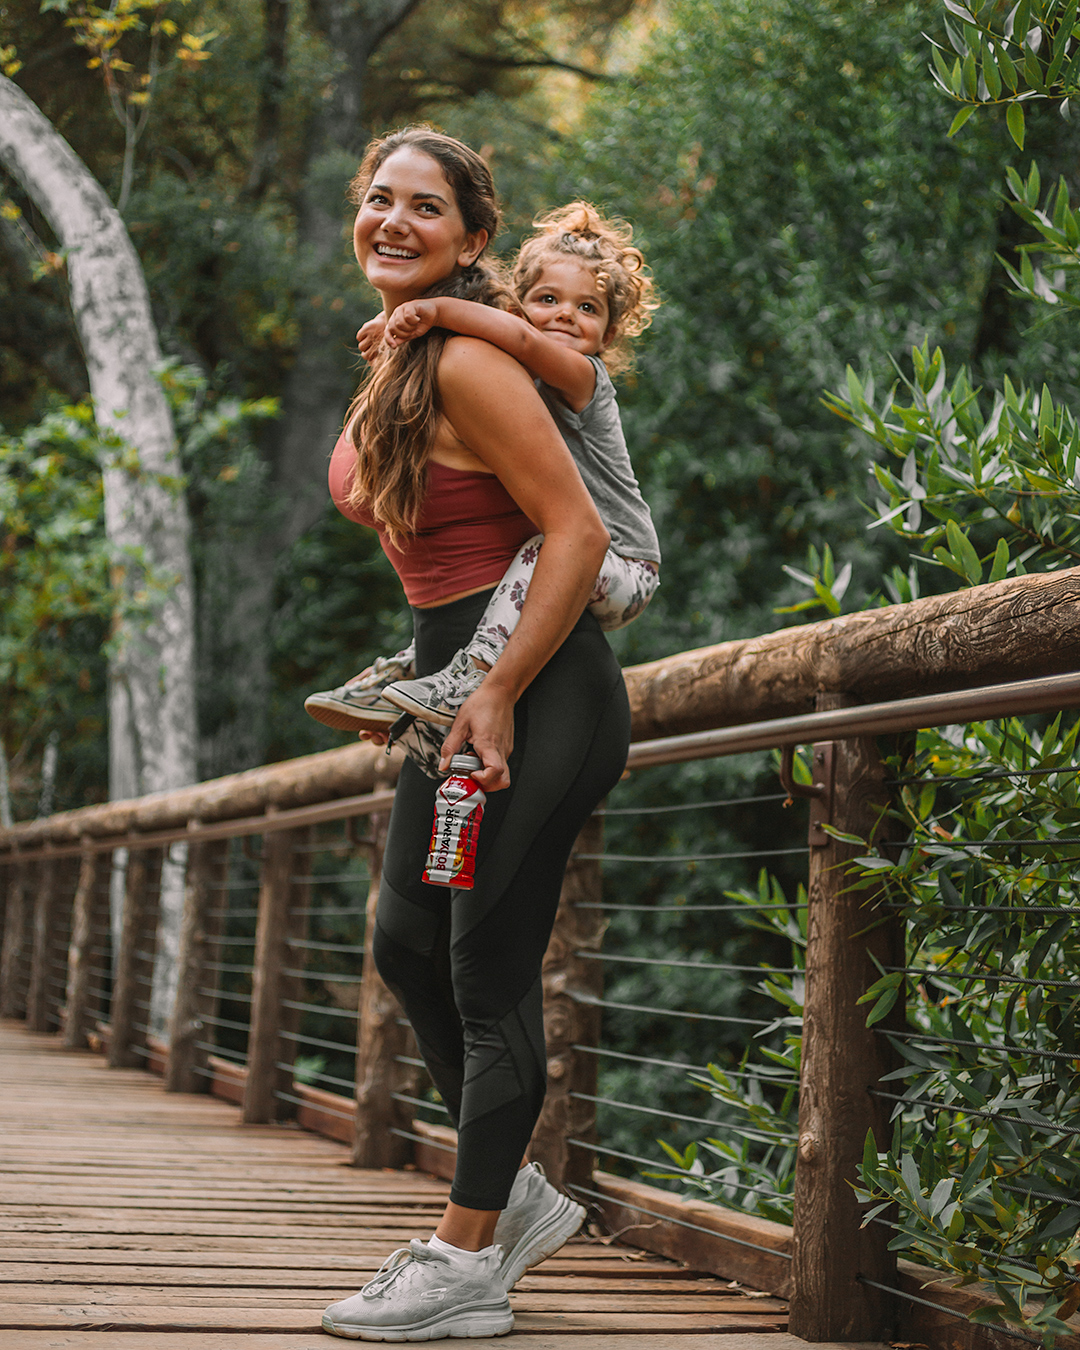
[382,688,457,727]
[500,1194,586,1291]
[304,696,401,733]
[321,1303,514,1341]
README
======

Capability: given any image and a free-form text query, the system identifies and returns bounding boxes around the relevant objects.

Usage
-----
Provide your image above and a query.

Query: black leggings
[372,589,630,1211]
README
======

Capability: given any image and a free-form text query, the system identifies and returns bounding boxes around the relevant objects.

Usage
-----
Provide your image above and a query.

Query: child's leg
[464,535,544,669]
[586,555,660,631]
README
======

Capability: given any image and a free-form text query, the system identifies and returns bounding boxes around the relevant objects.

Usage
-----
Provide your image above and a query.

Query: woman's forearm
[483,524,609,701]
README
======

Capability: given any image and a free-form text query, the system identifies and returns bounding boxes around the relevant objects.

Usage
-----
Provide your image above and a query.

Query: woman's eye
[581,303,596,313]
[367,192,389,205]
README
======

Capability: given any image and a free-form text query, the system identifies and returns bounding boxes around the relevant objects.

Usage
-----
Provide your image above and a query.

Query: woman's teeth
[376,245,419,258]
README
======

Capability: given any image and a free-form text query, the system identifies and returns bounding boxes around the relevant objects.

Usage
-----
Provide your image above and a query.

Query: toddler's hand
[357,314,386,362]
[386,300,437,348]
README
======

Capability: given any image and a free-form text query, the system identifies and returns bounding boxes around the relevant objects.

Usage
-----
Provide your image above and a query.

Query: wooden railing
[4,565,1080,1348]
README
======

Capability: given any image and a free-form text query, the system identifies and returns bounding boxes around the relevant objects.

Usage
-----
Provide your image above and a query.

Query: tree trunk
[0,75,198,1021]
[0,78,197,805]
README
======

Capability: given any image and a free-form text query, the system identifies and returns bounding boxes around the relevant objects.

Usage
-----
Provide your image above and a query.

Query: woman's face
[353,147,488,310]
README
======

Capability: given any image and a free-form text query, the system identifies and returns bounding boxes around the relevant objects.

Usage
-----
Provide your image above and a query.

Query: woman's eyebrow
[369,182,449,206]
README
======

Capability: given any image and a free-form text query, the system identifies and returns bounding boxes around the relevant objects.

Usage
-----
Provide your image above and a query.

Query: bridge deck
[0,1019,860,1350]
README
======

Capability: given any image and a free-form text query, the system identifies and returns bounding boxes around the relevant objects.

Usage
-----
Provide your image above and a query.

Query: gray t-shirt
[536,355,661,563]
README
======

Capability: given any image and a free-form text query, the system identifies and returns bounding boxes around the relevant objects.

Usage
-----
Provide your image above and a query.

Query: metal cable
[291,907,365,918]
[572,1042,800,1087]
[197,1013,251,1034]
[597,792,790,815]
[279,1029,357,1055]
[200,988,253,1003]
[889,766,1080,787]
[285,938,365,955]
[194,1041,248,1062]
[893,904,1080,916]
[569,989,772,1028]
[577,950,799,976]
[282,967,362,983]
[280,998,356,1019]
[577,1137,791,1200]
[575,901,807,913]
[870,1088,1080,1136]
[391,1092,450,1116]
[878,1028,1080,1065]
[565,1180,793,1261]
[571,1090,798,1142]
[389,1126,456,1153]
[889,967,1080,991]
[276,1062,356,1092]
[857,1276,1038,1346]
[205,961,256,975]
[576,846,809,864]
[274,1089,355,1121]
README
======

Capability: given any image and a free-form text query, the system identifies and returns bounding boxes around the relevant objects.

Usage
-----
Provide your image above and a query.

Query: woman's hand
[386,299,438,348]
[357,314,387,362]
[439,681,514,792]
[358,730,390,746]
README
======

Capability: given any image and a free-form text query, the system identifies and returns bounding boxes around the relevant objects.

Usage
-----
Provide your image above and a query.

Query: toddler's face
[520,259,612,356]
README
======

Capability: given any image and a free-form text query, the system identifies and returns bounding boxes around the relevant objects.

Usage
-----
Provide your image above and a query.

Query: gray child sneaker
[383,648,486,727]
[493,1162,586,1291]
[321,1238,513,1341]
[304,644,415,734]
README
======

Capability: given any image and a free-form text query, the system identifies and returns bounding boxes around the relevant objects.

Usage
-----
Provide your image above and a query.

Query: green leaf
[948,104,978,136]
[988,536,1010,582]
[1007,100,1026,149]
[946,519,983,584]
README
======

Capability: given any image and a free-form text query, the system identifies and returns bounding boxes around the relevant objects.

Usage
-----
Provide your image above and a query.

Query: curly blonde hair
[511,202,659,376]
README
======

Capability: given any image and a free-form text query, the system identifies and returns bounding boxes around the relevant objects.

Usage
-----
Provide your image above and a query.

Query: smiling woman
[313,128,631,1343]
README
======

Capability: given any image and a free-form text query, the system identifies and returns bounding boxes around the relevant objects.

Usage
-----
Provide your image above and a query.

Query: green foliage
[850,717,1080,1345]
[0,404,113,814]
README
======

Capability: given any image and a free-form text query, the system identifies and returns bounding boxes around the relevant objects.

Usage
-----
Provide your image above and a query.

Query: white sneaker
[493,1163,586,1291]
[384,649,486,727]
[304,645,415,734]
[322,1238,513,1341]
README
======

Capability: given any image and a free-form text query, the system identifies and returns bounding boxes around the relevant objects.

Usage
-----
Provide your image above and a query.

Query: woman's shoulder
[437,334,533,388]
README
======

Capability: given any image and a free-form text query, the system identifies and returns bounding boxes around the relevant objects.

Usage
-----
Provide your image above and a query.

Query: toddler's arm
[386,297,596,410]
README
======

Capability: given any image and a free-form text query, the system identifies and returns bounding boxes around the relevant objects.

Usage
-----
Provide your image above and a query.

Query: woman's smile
[354,147,487,308]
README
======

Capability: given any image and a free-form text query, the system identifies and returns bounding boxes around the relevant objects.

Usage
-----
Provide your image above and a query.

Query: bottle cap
[449,752,482,774]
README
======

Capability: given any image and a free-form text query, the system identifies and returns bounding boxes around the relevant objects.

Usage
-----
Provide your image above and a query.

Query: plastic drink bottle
[423,751,486,888]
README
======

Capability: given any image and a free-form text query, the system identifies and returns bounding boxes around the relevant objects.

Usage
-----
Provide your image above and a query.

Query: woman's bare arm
[435,337,610,789]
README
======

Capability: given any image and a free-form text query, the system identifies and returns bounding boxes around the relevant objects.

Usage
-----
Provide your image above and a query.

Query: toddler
[304,203,660,754]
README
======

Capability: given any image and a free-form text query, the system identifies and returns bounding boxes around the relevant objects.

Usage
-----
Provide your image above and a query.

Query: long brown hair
[513,202,659,377]
[344,127,513,545]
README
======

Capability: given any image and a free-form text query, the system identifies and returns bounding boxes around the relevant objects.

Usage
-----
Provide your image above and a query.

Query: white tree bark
[0,76,197,803]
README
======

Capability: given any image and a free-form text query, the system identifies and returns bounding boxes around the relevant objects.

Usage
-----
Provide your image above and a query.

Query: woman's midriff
[328,430,539,607]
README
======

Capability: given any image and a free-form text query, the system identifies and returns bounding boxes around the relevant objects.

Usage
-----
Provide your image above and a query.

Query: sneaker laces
[421,649,484,706]
[362,1240,440,1299]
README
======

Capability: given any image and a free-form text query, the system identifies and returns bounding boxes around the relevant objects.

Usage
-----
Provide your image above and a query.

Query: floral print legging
[465,534,660,669]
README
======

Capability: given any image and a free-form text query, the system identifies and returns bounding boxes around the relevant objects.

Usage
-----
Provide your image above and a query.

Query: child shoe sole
[320,1304,514,1340]
[500,1194,586,1291]
[304,696,401,733]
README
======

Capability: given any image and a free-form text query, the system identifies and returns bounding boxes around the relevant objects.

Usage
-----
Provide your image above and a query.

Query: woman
[321,128,631,1342]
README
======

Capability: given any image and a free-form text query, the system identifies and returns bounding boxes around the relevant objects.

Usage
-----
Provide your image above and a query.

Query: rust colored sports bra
[328,431,539,606]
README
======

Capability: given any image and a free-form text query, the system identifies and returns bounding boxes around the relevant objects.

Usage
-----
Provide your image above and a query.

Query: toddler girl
[304,203,660,751]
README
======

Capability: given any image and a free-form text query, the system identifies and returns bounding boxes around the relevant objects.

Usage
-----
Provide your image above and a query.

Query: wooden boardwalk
[0,1019,875,1350]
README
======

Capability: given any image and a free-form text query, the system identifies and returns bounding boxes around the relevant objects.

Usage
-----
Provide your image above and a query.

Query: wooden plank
[788,711,899,1342]
[0,1306,782,1332]
[531,815,603,1194]
[587,1172,792,1298]
[0,1336,826,1350]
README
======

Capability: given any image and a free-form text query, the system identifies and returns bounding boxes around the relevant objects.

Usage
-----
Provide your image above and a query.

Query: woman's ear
[458,228,489,268]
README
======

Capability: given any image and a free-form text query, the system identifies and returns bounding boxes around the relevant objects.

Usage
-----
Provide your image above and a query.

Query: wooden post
[109,846,162,1068]
[0,859,30,1018]
[788,694,901,1342]
[63,847,108,1049]
[165,837,228,1092]
[530,814,605,1194]
[243,824,304,1123]
[25,856,59,1032]
[353,807,417,1167]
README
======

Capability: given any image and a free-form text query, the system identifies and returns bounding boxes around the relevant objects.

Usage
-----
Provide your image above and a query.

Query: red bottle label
[423,774,486,888]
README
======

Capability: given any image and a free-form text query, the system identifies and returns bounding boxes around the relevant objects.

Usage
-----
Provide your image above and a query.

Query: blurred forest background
[4,0,1080,1159]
